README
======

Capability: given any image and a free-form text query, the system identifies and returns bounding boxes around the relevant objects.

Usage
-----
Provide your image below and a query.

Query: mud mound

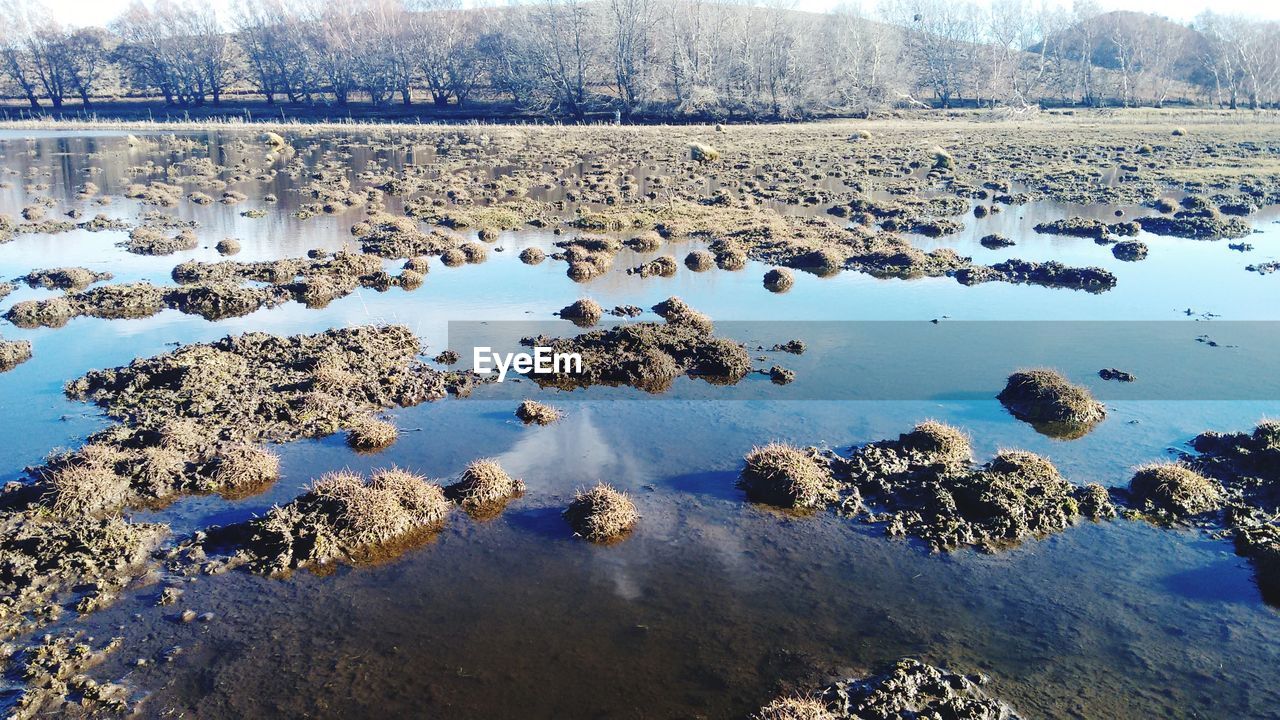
[122,226,197,255]
[1168,420,1280,604]
[519,247,546,265]
[1127,463,1223,519]
[353,213,462,258]
[524,301,749,392]
[757,659,1024,720]
[739,443,839,509]
[0,510,165,638]
[564,483,638,542]
[1137,208,1251,239]
[47,326,477,507]
[0,338,32,372]
[5,632,130,718]
[231,469,451,574]
[764,268,794,292]
[998,369,1106,437]
[685,250,716,271]
[21,267,113,291]
[955,259,1117,292]
[1112,240,1148,261]
[516,399,562,425]
[445,459,525,517]
[835,423,1111,551]
[628,255,678,278]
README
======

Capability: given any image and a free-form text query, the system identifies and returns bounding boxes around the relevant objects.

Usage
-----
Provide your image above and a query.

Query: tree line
[1,0,1278,120]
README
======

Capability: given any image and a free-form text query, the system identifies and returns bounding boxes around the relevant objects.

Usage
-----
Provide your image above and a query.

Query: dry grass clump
[22,267,112,291]
[207,443,280,497]
[559,298,604,325]
[652,296,714,333]
[0,338,33,371]
[477,226,499,242]
[1128,463,1223,518]
[42,450,131,517]
[564,483,639,542]
[899,420,973,471]
[753,697,835,720]
[625,231,663,251]
[403,256,431,273]
[516,399,562,425]
[519,247,546,265]
[459,242,488,263]
[739,443,838,509]
[998,369,1106,431]
[241,468,451,572]
[347,417,399,452]
[685,250,716,271]
[445,458,526,513]
[629,255,678,278]
[689,142,720,162]
[216,238,241,255]
[763,268,794,292]
[261,131,287,148]
[440,248,467,266]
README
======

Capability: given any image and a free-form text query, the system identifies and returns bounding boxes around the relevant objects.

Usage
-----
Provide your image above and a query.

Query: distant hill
[1032,11,1207,78]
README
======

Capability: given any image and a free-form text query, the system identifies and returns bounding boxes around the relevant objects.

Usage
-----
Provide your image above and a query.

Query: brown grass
[208,443,280,496]
[446,458,526,513]
[739,443,838,509]
[516,399,563,425]
[564,482,639,541]
[1128,463,1223,517]
[347,417,399,452]
[753,697,835,720]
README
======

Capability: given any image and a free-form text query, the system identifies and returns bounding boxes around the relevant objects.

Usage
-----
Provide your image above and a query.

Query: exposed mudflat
[0,115,1279,719]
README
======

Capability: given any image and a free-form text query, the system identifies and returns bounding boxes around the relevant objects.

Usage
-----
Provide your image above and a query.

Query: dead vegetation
[997,369,1107,437]
[1127,463,1223,518]
[445,459,526,517]
[225,468,451,574]
[754,659,1025,720]
[523,298,750,393]
[515,399,562,425]
[563,483,639,542]
[0,338,33,372]
[739,443,839,509]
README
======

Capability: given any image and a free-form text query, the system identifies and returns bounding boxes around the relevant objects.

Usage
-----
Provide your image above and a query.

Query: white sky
[34,0,1280,29]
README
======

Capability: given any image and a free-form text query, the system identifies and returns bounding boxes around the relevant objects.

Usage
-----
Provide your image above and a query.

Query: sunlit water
[0,130,1277,718]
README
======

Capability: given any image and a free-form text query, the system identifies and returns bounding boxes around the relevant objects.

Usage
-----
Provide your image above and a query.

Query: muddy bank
[0,509,165,639]
[755,658,1024,720]
[2,632,130,719]
[20,267,113,291]
[1170,421,1280,603]
[37,326,479,508]
[522,299,752,392]
[0,338,32,372]
[4,250,424,327]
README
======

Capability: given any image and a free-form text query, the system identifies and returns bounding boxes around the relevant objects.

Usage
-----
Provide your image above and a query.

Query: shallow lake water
[0,130,1278,718]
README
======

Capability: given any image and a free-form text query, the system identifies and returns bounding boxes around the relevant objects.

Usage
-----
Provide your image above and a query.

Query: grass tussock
[564,482,639,542]
[445,458,526,515]
[347,417,399,452]
[208,443,280,497]
[739,442,838,509]
[1128,463,1223,518]
[516,399,562,425]
[997,368,1106,431]
[753,697,835,720]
